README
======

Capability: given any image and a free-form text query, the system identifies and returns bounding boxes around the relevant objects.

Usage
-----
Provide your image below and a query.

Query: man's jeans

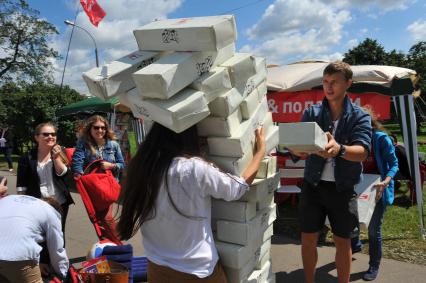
[368,200,386,268]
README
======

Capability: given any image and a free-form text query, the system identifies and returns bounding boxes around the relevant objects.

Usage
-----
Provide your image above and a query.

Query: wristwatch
[337,144,346,157]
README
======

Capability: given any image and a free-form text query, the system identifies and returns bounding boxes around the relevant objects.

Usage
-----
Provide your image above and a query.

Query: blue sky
[26,0,426,94]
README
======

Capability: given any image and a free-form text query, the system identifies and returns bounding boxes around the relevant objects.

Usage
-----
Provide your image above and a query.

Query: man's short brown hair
[323,61,353,81]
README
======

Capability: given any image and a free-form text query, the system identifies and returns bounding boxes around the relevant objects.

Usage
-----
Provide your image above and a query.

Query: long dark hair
[117,123,200,240]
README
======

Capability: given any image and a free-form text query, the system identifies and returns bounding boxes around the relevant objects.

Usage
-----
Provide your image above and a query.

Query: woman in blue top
[72,115,124,178]
[354,108,398,281]
[72,115,125,242]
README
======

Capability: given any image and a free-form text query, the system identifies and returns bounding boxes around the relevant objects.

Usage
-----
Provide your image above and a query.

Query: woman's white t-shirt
[141,157,248,278]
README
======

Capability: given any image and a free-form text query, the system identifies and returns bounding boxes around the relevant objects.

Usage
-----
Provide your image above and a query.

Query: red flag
[80,0,106,27]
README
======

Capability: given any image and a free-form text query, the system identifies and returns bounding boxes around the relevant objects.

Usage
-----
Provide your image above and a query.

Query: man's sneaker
[8,168,13,172]
[363,266,379,281]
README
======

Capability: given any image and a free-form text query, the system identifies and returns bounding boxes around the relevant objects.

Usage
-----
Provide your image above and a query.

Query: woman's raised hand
[254,126,266,156]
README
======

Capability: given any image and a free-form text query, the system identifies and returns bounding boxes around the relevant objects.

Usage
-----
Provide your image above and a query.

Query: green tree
[0,0,60,84]
[385,50,408,67]
[0,83,83,152]
[407,41,426,93]
[343,38,388,65]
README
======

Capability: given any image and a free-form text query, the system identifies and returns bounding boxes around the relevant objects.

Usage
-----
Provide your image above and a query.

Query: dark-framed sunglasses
[39,132,57,137]
[92,126,106,131]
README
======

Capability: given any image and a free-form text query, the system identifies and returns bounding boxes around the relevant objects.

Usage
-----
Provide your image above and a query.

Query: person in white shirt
[0,195,69,282]
[117,122,266,283]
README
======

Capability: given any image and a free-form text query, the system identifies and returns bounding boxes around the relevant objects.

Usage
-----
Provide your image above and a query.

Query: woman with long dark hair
[118,122,266,283]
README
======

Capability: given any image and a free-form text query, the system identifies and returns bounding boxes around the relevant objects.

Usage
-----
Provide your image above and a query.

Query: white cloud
[407,20,426,42]
[322,0,415,11]
[243,0,351,64]
[52,0,183,94]
[346,39,359,48]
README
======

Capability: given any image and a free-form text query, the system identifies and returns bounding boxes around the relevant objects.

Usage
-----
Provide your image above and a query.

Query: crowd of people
[0,61,414,283]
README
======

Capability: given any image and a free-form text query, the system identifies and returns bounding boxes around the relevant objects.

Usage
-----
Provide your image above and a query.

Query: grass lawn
[274,185,426,265]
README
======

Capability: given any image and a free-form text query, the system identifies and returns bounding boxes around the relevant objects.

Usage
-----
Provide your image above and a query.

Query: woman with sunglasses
[71,115,124,179]
[16,122,74,277]
[71,115,124,242]
[17,122,74,229]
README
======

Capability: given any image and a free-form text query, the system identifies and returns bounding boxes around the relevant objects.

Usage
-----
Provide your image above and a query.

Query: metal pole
[64,20,99,67]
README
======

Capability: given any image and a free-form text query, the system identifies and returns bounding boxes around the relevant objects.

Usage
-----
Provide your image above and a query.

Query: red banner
[80,0,106,27]
[266,90,390,123]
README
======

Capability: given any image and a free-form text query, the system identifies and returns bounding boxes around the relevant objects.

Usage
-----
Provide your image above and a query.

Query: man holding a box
[293,62,372,283]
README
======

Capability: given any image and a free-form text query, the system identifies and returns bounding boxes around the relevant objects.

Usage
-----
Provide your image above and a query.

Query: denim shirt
[72,139,125,176]
[301,95,372,191]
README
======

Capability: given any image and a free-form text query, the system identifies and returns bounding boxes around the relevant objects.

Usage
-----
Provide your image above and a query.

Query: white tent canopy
[267,61,424,238]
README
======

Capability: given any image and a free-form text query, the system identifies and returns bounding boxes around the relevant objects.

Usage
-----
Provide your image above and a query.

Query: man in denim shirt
[293,62,371,283]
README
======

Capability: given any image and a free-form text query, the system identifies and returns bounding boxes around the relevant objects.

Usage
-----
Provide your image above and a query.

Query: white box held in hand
[224,256,256,283]
[133,44,235,100]
[279,122,328,153]
[196,107,242,137]
[190,67,232,103]
[133,15,237,51]
[137,88,210,133]
[83,50,160,99]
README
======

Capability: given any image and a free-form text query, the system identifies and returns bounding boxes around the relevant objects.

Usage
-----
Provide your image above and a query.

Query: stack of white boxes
[81,15,279,283]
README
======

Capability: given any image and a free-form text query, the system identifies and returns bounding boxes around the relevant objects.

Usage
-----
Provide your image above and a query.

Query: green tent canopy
[56,96,120,117]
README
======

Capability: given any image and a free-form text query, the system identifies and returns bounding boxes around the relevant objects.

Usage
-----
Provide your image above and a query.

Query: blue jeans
[368,199,386,268]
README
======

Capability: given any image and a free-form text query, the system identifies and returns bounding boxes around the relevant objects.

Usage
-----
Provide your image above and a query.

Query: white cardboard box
[248,260,270,283]
[265,126,279,155]
[212,199,256,222]
[224,256,256,283]
[133,44,235,100]
[240,87,260,120]
[82,50,160,99]
[242,57,267,98]
[215,236,261,269]
[133,15,237,51]
[209,88,244,118]
[216,204,276,246]
[255,250,271,271]
[119,88,145,118]
[256,156,277,179]
[190,67,232,103]
[136,88,210,133]
[220,53,257,98]
[279,122,328,153]
[197,107,242,137]
[208,149,253,176]
[240,172,279,202]
[257,191,275,211]
[207,98,269,157]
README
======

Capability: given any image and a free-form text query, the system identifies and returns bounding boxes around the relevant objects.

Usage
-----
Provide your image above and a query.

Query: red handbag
[77,159,121,211]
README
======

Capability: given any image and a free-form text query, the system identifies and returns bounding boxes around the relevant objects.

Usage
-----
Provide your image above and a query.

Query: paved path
[2,171,426,282]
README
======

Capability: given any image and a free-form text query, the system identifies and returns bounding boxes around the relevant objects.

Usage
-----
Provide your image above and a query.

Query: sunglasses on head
[39,132,57,137]
[92,126,106,131]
